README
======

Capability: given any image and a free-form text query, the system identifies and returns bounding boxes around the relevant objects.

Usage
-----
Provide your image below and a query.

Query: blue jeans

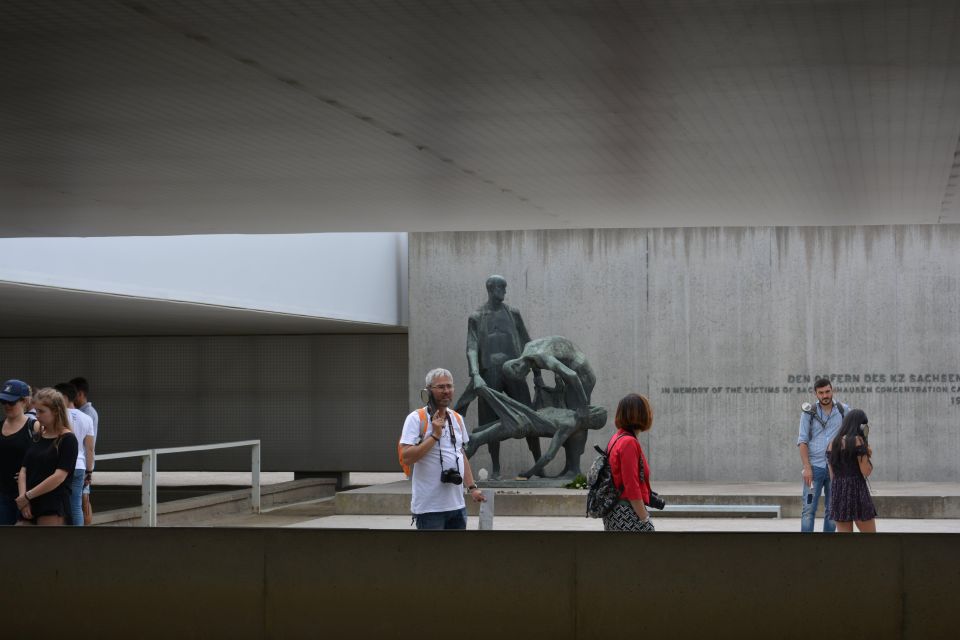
[0,493,19,525]
[69,469,85,526]
[414,508,467,530]
[801,465,835,533]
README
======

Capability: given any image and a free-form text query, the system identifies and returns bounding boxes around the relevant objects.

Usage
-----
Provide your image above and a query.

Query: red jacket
[608,429,651,503]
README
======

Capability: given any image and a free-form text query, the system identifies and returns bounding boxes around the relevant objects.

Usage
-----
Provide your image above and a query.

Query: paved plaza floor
[286,514,960,533]
[93,471,960,532]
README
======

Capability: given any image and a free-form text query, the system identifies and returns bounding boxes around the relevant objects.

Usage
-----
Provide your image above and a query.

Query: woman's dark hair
[615,393,653,433]
[829,408,868,466]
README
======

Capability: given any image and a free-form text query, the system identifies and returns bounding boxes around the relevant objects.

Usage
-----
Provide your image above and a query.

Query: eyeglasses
[0,400,18,406]
[430,384,454,391]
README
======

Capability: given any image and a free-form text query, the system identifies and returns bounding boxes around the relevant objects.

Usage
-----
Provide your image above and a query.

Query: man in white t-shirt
[69,377,98,518]
[399,368,486,529]
[54,383,95,527]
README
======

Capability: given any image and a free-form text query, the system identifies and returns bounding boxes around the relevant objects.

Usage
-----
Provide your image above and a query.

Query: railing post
[139,453,149,526]
[140,451,157,527]
[149,450,157,526]
[251,442,261,513]
[478,489,494,530]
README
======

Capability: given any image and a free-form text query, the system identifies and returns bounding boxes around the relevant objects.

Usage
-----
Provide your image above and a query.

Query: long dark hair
[829,408,868,466]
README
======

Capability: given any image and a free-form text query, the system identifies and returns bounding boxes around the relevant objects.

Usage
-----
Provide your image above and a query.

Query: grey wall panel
[409,226,960,481]
[0,334,407,472]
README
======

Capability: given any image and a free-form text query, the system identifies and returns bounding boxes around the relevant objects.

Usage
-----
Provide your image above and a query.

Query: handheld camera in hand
[647,491,666,510]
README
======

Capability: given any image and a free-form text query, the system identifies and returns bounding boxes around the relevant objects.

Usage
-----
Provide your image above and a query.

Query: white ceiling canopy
[0,281,404,337]
[4,0,960,238]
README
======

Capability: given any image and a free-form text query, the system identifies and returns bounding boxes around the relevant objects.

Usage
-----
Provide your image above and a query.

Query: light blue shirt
[797,402,847,468]
[78,402,99,438]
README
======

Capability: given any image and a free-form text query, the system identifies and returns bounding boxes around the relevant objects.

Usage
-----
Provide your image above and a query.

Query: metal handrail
[95,440,261,527]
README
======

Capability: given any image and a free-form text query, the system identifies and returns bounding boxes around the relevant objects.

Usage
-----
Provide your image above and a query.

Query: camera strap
[807,402,845,431]
[434,412,458,472]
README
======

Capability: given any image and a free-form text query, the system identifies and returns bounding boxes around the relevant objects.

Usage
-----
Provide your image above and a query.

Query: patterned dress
[602,431,655,532]
[828,440,877,522]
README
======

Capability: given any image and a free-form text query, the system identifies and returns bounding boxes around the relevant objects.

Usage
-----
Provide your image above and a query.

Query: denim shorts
[414,507,467,530]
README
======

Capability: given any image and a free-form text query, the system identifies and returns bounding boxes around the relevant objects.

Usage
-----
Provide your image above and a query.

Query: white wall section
[0,233,408,327]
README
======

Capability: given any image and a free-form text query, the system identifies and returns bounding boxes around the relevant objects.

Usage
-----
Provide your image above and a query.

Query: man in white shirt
[69,377,98,520]
[399,368,486,529]
[54,383,95,526]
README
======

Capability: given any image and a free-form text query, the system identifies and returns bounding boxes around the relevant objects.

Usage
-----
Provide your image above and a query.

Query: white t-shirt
[68,408,94,471]
[399,408,470,515]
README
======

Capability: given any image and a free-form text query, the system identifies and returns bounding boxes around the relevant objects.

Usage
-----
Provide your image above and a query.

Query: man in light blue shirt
[797,378,848,533]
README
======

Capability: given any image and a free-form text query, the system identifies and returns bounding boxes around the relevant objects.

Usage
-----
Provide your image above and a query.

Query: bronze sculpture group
[454,275,605,479]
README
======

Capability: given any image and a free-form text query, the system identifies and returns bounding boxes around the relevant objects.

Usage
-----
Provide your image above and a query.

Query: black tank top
[0,417,36,496]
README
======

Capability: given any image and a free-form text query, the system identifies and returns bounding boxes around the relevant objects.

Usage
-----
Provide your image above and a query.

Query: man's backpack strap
[808,402,845,430]
[449,410,466,440]
[399,409,432,478]
[416,408,429,442]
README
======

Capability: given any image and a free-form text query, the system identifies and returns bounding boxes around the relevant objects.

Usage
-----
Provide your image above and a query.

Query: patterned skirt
[602,501,655,532]
[829,474,877,522]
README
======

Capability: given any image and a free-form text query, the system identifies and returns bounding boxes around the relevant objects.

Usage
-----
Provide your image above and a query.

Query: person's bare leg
[835,521,854,533]
[464,421,506,458]
[37,515,65,526]
[525,436,542,462]
[558,430,588,477]
[478,397,501,478]
[854,519,876,533]
[520,426,575,479]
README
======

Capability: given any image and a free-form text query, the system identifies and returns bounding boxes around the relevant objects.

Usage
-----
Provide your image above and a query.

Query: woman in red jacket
[604,393,655,532]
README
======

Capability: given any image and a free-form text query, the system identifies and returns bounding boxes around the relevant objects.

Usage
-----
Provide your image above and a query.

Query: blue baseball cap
[0,379,30,402]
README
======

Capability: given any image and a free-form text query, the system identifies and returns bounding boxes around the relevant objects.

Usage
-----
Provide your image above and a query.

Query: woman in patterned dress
[827,409,877,533]
[603,393,655,532]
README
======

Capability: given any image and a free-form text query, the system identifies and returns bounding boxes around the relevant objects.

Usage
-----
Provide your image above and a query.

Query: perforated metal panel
[0,334,407,471]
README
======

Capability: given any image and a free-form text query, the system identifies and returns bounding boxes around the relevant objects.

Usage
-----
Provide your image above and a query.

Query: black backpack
[585,432,631,518]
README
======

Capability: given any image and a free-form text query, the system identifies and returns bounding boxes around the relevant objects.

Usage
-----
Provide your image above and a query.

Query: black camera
[647,491,666,510]
[440,468,463,485]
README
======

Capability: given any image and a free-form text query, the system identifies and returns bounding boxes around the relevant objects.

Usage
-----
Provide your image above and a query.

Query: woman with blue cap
[0,380,38,525]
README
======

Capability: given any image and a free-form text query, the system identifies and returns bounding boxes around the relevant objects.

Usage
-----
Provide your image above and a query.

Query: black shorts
[21,490,69,521]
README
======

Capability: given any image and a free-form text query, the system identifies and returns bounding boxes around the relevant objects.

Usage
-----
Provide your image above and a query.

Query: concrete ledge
[658,504,781,518]
[336,481,960,518]
[1,528,957,638]
[93,478,337,526]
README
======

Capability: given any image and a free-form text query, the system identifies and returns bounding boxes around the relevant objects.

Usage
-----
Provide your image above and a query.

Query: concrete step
[92,477,337,526]
[335,481,960,519]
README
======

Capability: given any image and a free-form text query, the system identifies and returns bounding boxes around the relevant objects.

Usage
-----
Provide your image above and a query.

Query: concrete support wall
[0,334,407,471]
[409,226,960,481]
[3,528,957,639]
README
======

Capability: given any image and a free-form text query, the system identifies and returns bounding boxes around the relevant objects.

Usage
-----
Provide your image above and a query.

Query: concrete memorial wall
[409,225,960,481]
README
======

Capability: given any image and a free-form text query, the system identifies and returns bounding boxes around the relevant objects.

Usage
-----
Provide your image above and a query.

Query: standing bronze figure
[453,275,542,478]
